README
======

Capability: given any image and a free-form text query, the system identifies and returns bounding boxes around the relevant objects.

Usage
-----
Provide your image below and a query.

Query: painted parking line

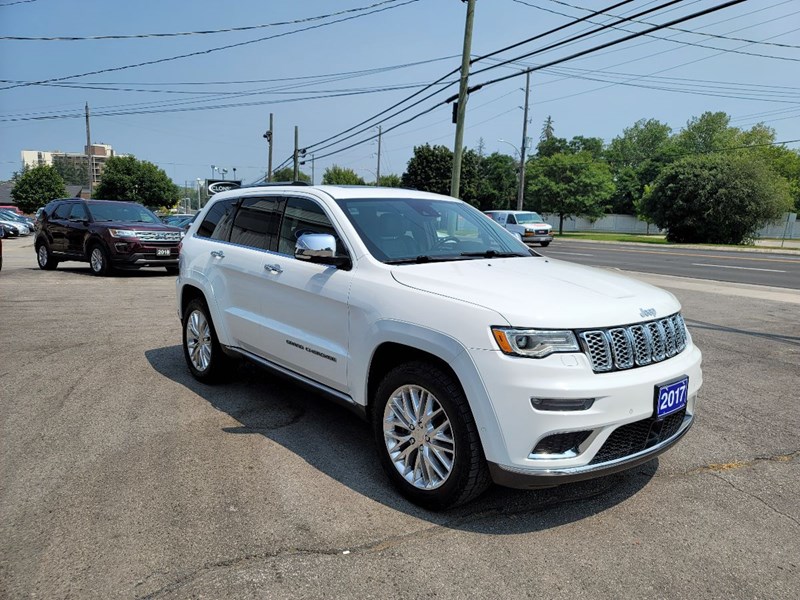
[692,263,787,273]
[546,251,595,257]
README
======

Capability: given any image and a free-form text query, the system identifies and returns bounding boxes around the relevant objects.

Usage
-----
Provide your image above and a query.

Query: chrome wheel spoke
[186,310,212,372]
[383,383,455,491]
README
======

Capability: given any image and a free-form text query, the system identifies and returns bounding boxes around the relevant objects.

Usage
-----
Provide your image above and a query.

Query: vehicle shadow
[145,345,657,534]
[42,266,175,278]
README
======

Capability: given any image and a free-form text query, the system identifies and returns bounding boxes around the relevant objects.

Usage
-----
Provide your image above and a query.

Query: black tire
[372,361,491,510]
[182,298,236,383]
[165,266,179,275]
[36,241,59,270]
[88,243,113,276]
[540,241,550,247]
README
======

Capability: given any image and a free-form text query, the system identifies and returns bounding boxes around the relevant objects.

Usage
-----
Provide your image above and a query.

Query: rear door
[47,202,72,254]
[65,202,90,256]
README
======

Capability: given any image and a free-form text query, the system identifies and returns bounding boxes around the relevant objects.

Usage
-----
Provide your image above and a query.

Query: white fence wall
[541,212,799,240]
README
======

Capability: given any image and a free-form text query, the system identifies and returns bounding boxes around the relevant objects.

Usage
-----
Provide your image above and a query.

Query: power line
[0,0,39,6]
[0,0,422,91]
[463,0,752,96]
[311,0,755,163]
[515,0,800,50]
[303,0,642,154]
[0,0,409,40]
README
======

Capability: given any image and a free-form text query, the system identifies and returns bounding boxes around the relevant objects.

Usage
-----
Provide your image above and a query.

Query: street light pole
[450,0,476,199]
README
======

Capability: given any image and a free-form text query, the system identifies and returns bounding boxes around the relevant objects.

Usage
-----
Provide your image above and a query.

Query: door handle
[264,263,283,274]
[210,250,225,258]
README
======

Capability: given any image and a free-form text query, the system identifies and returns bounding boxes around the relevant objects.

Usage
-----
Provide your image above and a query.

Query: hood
[390,257,680,329]
[95,220,182,231]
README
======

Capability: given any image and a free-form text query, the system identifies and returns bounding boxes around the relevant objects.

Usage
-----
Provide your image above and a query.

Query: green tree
[322,165,365,185]
[377,174,402,187]
[674,111,740,155]
[402,144,453,196]
[642,154,792,244]
[401,144,481,204]
[93,156,179,210]
[11,165,67,213]
[475,152,517,210]
[606,119,676,215]
[525,152,614,234]
[51,155,89,186]
[568,136,605,160]
[271,167,310,183]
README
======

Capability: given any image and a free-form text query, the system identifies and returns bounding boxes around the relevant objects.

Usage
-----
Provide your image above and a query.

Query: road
[539,239,800,290]
[1,235,799,599]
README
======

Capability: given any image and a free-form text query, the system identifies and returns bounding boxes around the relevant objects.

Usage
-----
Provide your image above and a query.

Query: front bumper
[522,233,553,243]
[488,410,693,488]
[110,249,179,269]
[468,343,702,487]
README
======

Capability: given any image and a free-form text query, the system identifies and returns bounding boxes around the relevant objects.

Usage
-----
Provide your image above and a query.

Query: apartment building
[21,143,121,185]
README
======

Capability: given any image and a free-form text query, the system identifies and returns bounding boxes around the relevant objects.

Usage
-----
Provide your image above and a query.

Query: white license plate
[654,376,688,419]
[156,248,171,257]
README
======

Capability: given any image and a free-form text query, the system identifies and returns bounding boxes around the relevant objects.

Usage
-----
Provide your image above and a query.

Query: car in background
[0,222,4,271]
[0,209,35,232]
[0,205,23,216]
[34,198,184,275]
[484,210,553,247]
[0,217,29,237]
[161,213,195,225]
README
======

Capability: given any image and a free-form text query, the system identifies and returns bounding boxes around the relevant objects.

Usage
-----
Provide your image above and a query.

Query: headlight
[108,229,138,238]
[491,327,579,358]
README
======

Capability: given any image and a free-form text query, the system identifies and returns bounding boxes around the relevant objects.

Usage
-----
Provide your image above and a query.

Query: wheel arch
[360,324,507,464]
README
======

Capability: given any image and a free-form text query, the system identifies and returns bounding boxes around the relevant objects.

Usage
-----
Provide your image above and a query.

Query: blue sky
[1,0,798,188]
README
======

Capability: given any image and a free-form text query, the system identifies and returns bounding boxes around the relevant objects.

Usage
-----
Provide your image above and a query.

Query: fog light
[531,397,595,411]
[115,243,128,251]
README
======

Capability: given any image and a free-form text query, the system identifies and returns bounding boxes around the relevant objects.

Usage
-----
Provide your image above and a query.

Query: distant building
[20,144,123,186]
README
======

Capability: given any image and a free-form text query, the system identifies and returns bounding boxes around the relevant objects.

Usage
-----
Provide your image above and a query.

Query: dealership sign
[206,179,242,195]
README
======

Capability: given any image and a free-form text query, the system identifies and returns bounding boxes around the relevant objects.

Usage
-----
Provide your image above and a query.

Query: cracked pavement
[1,237,798,599]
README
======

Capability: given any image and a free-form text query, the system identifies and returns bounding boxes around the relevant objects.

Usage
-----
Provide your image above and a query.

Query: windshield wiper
[385,255,463,265]
[460,250,528,258]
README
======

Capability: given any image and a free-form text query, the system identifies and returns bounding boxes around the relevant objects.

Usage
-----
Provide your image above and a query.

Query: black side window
[278,197,341,256]
[229,197,282,251]
[197,197,237,240]
[52,203,71,220]
[507,214,517,225]
[68,203,87,221]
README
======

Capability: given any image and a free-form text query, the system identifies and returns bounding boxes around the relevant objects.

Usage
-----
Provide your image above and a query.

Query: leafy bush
[642,154,792,244]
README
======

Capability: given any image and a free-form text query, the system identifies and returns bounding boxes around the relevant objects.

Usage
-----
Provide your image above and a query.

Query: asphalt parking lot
[1,235,798,599]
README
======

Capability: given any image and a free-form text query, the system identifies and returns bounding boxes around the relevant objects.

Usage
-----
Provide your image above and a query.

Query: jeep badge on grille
[640,307,657,318]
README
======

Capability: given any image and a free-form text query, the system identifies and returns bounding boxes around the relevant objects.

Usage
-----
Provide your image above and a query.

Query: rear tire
[165,266,179,275]
[36,242,59,270]
[182,298,236,383]
[88,244,113,276]
[540,241,550,247]
[372,361,491,510]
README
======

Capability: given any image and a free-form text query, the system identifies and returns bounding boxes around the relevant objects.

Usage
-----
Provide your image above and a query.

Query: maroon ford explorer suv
[34,199,184,275]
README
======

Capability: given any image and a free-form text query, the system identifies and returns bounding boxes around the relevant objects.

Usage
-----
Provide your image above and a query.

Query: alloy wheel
[383,384,455,490]
[186,309,212,372]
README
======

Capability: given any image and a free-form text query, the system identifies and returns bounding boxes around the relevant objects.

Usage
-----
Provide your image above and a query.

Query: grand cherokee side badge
[640,307,657,318]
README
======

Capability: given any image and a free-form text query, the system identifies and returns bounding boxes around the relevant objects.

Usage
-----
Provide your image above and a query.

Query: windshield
[515,212,544,224]
[87,202,161,224]
[336,197,534,264]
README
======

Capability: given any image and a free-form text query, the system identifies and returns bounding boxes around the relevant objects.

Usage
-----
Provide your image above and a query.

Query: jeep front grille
[133,231,182,242]
[578,313,688,373]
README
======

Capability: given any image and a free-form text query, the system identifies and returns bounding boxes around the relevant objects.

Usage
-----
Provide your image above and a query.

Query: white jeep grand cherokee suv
[176,184,701,509]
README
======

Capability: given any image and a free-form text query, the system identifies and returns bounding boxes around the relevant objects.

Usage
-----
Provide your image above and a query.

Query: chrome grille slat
[580,313,688,373]
[134,231,182,242]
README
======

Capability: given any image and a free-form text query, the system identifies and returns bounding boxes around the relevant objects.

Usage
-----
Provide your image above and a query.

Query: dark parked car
[34,199,184,275]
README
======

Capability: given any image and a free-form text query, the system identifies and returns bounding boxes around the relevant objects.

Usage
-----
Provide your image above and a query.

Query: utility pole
[311,155,315,185]
[293,125,299,181]
[450,0,476,199]
[263,112,274,182]
[85,102,93,196]
[376,125,382,184]
[517,71,530,211]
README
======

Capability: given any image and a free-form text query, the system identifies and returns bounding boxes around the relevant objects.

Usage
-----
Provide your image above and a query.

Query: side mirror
[295,233,350,269]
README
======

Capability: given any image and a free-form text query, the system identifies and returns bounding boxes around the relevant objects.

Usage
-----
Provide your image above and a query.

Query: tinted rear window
[197,197,237,240]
